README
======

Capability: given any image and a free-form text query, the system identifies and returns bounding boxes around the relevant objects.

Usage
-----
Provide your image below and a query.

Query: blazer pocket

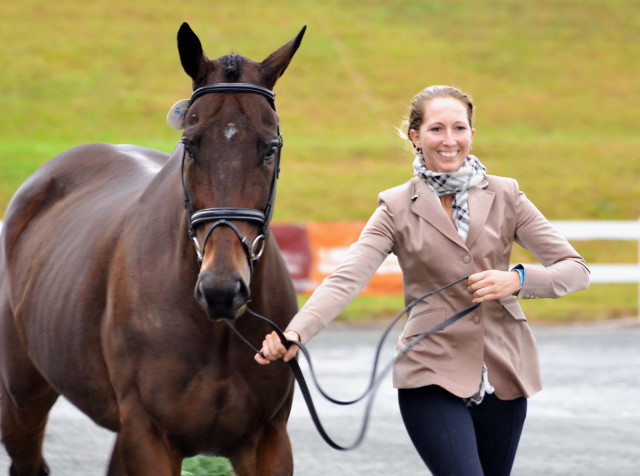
[499,295,527,321]
[403,308,447,338]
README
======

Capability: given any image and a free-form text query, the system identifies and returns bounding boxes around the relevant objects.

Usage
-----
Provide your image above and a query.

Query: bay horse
[0,22,305,476]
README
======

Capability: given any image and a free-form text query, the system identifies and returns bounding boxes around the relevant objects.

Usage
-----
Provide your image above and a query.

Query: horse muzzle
[194,270,249,321]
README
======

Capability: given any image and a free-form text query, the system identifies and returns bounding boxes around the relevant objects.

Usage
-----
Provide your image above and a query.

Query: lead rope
[230,276,480,450]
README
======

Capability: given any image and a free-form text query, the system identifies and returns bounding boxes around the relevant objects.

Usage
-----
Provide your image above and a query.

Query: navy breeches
[398,385,527,476]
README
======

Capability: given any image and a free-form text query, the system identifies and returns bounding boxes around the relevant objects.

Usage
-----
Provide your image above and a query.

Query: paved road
[1,320,639,475]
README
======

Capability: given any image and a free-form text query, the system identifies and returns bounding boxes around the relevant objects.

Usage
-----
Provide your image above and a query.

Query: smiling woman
[256,83,590,476]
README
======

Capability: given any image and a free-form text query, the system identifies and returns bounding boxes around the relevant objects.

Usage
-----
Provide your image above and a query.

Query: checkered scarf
[413,154,487,242]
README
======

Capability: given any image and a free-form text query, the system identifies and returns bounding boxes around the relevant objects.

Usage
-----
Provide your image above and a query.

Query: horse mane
[223,54,243,81]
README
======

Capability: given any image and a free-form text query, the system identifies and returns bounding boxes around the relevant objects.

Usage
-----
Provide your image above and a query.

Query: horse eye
[183,138,198,160]
[264,142,279,162]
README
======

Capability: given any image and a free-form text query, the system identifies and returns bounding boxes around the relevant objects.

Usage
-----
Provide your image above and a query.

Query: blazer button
[472,315,481,324]
[461,254,471,264]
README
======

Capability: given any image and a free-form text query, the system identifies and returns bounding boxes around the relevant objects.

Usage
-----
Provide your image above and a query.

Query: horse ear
[177,22,210,85]
[259,26,306,89]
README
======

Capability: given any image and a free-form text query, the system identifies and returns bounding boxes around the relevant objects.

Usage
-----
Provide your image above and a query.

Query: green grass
[2,0,639,325]
[182,456,234,476]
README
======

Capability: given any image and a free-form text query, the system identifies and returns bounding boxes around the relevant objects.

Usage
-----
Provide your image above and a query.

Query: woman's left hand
[467,270,521,303]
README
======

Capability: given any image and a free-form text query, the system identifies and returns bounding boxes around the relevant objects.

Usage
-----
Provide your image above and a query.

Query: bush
[181,455,234,476]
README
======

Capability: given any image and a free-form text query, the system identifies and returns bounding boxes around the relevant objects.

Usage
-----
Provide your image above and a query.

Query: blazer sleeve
[512,182,590,299]
[286,202,395,344]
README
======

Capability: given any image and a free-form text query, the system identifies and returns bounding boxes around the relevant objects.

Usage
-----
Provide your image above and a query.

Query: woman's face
[409,97,475,173]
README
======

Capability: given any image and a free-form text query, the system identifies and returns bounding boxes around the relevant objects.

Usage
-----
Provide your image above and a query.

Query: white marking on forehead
[224,122,238,141]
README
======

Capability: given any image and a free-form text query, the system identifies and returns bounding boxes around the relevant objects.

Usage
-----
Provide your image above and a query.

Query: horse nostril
[194,280,207,307]
[195,272,249,320]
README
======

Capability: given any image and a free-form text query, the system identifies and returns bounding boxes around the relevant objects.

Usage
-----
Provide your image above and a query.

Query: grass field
[1,0,639,324]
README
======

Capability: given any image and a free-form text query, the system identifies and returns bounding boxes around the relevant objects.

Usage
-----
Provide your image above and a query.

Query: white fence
[550,220,640,283]
[1,219,639,317]
[549,219,640,319]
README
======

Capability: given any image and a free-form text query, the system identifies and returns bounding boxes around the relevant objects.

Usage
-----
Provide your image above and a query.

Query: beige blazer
[287,175,590,399]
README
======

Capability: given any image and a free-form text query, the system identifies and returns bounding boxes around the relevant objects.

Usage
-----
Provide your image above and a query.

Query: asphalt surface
[1,319,639,475]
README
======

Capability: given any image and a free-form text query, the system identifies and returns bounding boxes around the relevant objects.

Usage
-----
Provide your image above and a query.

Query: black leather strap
[191,208,266,227]
[190,83,276,109]
[181,82,281,267]
[243,276,480,451]
[280,303,480,450]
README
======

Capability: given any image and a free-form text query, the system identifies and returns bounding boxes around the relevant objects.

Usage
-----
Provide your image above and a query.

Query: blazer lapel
[465,180,495,249]
[409,178,466,248]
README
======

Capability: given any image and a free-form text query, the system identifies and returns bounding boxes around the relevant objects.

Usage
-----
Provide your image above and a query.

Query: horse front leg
[227,393,294,476]
[107,399,182,476]
[255,420,294,476]
[227,421,293,476]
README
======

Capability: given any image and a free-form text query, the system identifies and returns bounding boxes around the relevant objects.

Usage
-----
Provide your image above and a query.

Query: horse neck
[139,146,198,264]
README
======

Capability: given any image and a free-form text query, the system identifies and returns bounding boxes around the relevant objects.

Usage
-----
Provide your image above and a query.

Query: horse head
[176,23,304,321]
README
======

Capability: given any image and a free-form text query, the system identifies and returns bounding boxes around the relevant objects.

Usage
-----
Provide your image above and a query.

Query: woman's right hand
[254,330,300,365]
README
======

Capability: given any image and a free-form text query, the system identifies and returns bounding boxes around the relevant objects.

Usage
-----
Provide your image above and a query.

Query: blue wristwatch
[512,265,524,286]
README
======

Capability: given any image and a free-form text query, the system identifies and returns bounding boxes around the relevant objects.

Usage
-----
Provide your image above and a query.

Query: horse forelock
[199,53,264,89]
[222,54,243,82]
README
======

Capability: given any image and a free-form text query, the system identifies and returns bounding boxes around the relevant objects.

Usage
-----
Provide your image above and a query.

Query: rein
[180,83,282,268]
[228,276,480,450]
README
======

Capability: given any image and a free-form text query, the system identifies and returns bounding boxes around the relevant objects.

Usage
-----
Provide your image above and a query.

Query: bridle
[180,83,282,269]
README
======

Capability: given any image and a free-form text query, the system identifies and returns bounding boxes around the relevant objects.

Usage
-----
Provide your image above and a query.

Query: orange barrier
[272,222,403,295]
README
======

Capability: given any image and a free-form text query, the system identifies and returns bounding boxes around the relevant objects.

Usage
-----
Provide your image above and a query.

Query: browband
[190,83,276,110]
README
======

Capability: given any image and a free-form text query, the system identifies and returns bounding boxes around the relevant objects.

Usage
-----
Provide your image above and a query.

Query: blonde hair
[406,85,475,141]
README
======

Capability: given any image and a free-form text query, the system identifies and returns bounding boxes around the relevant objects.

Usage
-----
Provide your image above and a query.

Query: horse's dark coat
[0,22,305,476]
